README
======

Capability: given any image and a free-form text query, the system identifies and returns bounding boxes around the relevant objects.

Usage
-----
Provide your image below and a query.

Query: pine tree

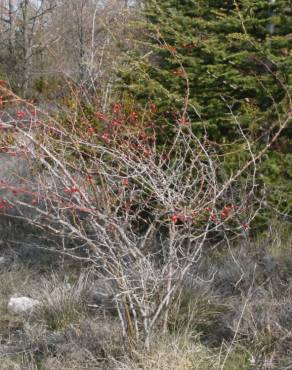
[119,0,292,216]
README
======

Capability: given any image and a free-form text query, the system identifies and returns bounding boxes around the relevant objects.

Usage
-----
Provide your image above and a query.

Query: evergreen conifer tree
[119,0,292,216]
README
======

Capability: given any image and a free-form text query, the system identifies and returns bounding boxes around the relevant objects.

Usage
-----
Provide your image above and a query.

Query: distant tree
[0,0,131,97]
[0,0,57,96]
[37,0,131,97]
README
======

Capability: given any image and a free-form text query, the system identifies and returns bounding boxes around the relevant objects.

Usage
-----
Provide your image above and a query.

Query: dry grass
[32,273,91,330]
[109,333,218,370]
[1,223,292,369]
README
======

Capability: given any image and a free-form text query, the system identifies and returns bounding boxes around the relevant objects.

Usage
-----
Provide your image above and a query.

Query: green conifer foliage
[119,0,291,217]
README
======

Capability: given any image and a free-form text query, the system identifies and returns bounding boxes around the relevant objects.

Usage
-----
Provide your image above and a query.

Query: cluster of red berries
[87,127,94,135]
[95,111,107,121]
[130,111,138,121]
[122,178,129,186]
[16,111,26,119]
[220,205,235,219]
[170,213,196,223]
[0,198,13,210]
[113,103,122,114]
[205,205,235,221]
[64,186,80,194]
[170,205,249,230]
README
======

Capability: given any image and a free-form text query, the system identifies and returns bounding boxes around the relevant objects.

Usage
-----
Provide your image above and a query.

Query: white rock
[8,296,40,314]
[0,257,5,264]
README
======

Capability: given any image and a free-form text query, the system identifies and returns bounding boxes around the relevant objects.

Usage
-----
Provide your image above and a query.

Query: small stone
[0,257,5,264]
[8,296,40,314]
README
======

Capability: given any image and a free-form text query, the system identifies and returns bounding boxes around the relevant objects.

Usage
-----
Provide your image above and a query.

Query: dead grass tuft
[32,273,90,330]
